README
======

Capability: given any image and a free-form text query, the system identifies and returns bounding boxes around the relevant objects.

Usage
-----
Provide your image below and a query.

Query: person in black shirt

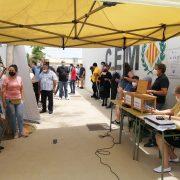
[144,63,169,147]
[79,64,85,89]
[56,61,69,99]
[106,71,120,108]
[99,67,112,106]
[147,64,169,109]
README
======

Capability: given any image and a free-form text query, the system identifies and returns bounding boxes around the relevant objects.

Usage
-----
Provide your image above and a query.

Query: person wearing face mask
[144,63,170,147]
[39,63,58,114]
[106,71,121,109]
[91,63,100,99]
[100,62,106,72]
[0,62,6,150]
[31,61,41,104]
[0,62,4,73]
[2,64,27,138]
[69,64,77,94]
[99,66,112,106]
[113,76,139,125]
[152,86,180,173]
[56,61,69,100]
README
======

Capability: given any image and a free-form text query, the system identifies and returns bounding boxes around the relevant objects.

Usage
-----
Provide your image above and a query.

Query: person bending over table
[152,85,180,173]
[113,76,139,125]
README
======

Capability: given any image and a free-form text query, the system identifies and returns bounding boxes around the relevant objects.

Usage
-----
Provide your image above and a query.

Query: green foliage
[141,44,150,73]
[31,46,45,61]
[26,53,30,65]
[157,41,166,64]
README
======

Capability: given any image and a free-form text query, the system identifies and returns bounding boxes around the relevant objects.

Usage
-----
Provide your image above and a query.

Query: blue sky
[25,46,82,59]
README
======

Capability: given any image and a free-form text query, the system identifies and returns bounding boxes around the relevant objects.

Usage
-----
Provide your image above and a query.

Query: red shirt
[71,67,77,80]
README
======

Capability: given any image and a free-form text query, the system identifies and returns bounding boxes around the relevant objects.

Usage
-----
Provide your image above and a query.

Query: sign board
[134,97,142,109]
[125,94,132,105]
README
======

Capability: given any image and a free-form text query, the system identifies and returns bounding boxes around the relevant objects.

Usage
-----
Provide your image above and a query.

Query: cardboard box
[124,92,135,107]
[124,80,148,107]
[124,80,156,113]
[133,93,156,113]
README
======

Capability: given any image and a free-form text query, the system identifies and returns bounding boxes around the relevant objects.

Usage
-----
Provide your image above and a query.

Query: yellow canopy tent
[0,0,180,48]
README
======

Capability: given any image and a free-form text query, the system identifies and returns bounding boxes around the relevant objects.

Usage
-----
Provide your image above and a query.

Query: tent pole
[74,0,77,38]
[128,27,163,47]
[77,1,96,37]
[62,37,65,50]
[123,37,126,76]
[162,24,166,41]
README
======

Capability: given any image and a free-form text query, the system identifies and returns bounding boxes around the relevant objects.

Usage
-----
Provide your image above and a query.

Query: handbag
[10,99,21,105]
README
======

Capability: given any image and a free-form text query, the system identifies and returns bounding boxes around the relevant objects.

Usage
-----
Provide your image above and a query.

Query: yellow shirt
[172,102,180,117]
[91,67,100,82]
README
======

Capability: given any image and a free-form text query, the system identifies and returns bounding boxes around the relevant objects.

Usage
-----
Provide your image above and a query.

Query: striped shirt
[39,70,57,91]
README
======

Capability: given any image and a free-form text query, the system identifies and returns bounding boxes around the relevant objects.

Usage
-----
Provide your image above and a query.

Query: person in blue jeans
[57,61,69,99]
[2,64,27,138]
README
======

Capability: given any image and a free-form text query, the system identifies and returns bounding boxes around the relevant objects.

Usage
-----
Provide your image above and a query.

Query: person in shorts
[152,86,180,173]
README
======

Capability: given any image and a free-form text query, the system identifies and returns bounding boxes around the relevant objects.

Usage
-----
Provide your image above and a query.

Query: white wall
[82,37,180,108]
[0,44,7,64]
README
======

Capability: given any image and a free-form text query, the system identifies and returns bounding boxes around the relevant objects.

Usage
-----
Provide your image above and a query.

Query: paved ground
[0,89,179,180]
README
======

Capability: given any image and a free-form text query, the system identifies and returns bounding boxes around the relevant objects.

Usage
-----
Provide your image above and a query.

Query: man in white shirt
[39,63,57,114]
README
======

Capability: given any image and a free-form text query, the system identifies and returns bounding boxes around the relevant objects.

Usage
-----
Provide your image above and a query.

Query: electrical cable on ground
[95,131,120,180]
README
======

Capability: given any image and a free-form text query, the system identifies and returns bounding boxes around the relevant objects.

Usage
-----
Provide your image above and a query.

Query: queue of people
[89,61,179,173]
[0,58,179,174]
[30,60,86,112]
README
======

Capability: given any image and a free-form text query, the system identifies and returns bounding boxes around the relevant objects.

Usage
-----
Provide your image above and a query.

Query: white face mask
[43,69,48,73]
[176,96,180,102]
[132,82,137,87]
[152,69,157,76]
[37,63,41,67]
[0,67,4,72]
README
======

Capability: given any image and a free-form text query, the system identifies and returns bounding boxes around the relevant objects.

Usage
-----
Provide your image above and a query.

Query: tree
[31,46,45,62]
[26,53,30,65]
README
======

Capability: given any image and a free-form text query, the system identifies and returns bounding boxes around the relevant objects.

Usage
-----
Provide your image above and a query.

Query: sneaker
[106,104,112,109]
[169,157,179,163]
[14,133,19,139]
[40,110,46,113]
[112,120,120,125]
[49,111,53,114]
[0,146,4,150]
[65,97,70,100]
[20,133,28,138]
[144,140,157,147]
[153,166,171,173]
[80,87,84,89]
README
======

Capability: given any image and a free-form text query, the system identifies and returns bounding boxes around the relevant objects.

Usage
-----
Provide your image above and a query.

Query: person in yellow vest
[152,85,180,173]
[91,63,100,99]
